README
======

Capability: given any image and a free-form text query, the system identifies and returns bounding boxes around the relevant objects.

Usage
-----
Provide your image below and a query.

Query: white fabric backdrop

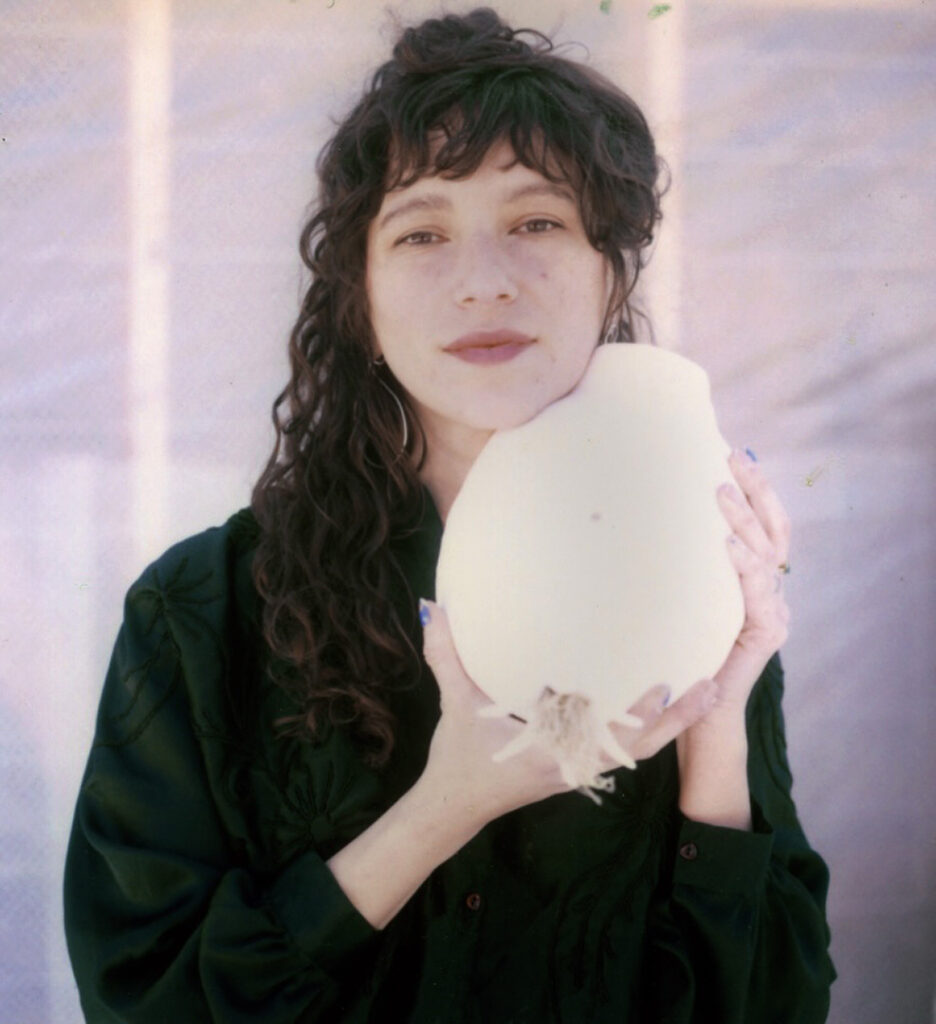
[2,2,933,1021]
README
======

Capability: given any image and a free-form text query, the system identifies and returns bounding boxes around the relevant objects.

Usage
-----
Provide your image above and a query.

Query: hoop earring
[371,358,409,451]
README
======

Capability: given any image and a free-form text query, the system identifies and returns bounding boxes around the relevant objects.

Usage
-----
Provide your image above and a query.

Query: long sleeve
[64,546,382,1023]
[65,508,835,1022]
[635,654,835,1023]
[393,655,834,1024]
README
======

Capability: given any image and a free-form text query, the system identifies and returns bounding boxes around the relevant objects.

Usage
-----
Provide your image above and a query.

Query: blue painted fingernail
[745,447,758,463]
[418,599,431,626]
[662,686,672,707]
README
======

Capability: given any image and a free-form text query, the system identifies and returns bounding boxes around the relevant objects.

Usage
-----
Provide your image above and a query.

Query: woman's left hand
[674,449,791,828]
[710,448,792,717]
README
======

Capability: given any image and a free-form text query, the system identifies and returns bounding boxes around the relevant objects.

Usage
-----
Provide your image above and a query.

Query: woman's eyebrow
[503,182,577,206]
[377,194,450,231]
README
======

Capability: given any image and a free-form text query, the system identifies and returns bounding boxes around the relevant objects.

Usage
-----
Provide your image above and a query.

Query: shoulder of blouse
[93,511,264,749]
[130,508,259,615]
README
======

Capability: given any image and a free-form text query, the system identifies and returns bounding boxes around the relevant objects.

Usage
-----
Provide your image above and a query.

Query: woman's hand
[675,449,792,830]
[328,602,720,932]
[418,601,719,829]
[710,448,792,716]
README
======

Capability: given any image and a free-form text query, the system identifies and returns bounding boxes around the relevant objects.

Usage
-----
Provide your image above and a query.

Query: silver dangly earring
[371,356,409,451]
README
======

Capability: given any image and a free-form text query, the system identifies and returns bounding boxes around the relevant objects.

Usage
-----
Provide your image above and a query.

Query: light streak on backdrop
[642,1,685,352]
[129,0,172,569]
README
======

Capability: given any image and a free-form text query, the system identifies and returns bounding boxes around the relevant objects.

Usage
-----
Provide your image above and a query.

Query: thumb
[419,599,473,707]
[628,679,720,761]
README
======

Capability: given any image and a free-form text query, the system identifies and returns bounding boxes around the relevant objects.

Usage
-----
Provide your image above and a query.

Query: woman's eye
[515,218,562,235]
[396,230,439,246]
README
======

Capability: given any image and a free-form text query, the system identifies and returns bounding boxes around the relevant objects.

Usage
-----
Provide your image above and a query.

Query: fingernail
[418,598,431,626]
[662,686,672,707]
[744,447,758,463]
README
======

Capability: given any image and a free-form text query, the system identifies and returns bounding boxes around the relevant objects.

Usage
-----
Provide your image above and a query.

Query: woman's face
[365,139,611,454]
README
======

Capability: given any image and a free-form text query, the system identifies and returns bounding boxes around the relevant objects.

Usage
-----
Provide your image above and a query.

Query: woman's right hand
[417,600,720,830]
[328,599,720,931]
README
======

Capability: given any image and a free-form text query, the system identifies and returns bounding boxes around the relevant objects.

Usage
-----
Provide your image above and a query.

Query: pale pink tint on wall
[1,2,933,1021]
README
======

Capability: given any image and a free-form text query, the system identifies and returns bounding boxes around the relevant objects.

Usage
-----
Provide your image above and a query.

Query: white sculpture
[435,343,744,796]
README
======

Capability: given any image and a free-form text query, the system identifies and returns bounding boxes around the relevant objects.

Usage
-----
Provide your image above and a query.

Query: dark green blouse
[64,496,834,1023]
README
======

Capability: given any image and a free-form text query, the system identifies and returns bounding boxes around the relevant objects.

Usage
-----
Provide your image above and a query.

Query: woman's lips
[444,330,536,365]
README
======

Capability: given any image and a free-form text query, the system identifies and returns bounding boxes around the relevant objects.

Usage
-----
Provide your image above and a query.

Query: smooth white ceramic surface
[437,345,744,720]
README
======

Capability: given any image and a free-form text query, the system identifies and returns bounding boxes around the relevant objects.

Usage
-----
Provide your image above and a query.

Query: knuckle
[741,508,760,533]
[421,627,439,655]
[732,539,754,565]
[422,633,447,668]
[766,615,788,648]
[628,737,649,762]
[749,471,768,496]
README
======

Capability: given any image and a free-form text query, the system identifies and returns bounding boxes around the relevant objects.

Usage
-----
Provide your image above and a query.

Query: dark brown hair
[250,7,664,766]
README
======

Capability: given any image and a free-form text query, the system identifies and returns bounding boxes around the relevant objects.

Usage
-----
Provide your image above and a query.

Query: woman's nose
[452,238,518,307]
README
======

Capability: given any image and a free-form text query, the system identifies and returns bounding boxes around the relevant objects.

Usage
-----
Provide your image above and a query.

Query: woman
[64,9,834,1022]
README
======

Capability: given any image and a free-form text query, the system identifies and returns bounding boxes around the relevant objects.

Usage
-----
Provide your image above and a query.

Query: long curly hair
[250,7,665,767]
